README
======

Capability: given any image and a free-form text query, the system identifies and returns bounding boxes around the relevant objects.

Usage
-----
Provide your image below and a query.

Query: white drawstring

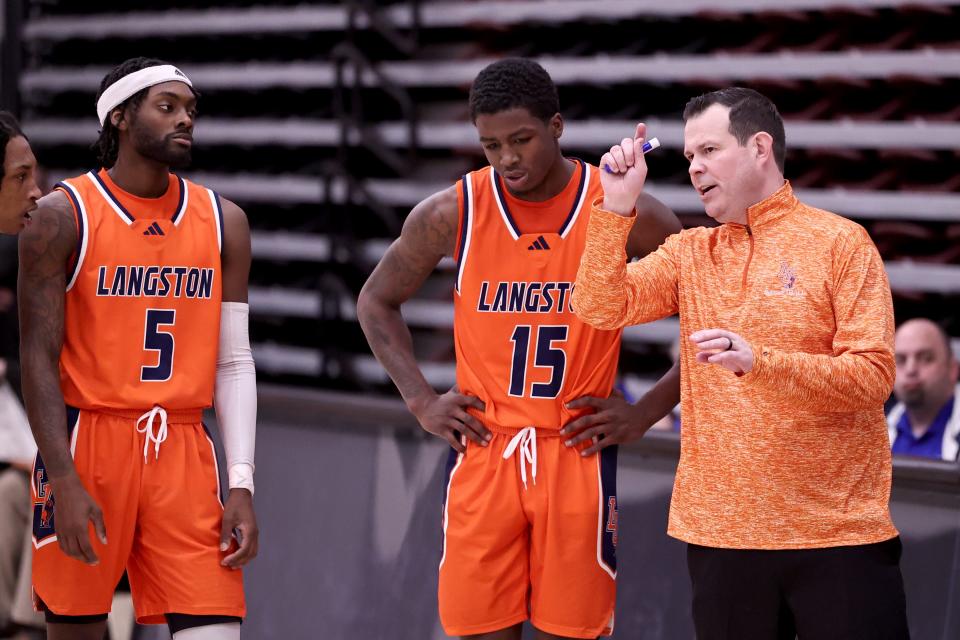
[502,426,537,490]
[136,405,168,463]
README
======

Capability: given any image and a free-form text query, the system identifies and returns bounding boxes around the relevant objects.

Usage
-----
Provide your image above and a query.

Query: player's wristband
[214,302,257,495]
[228,462,255,494]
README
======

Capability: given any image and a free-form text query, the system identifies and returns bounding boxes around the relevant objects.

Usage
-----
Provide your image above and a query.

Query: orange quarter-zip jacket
[573,181,898,549]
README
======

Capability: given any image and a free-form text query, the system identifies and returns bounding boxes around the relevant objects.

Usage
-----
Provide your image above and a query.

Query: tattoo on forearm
[19,206,74,478]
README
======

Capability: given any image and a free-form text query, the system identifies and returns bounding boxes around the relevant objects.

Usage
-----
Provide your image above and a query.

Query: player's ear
[549,113,563,140]
[110,107,126,130]
[752,131,774,166]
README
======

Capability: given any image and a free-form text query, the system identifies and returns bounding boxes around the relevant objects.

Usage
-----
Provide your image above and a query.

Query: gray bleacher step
[23,118,960,152]
[24,0,959,39]
[21,49,960,95]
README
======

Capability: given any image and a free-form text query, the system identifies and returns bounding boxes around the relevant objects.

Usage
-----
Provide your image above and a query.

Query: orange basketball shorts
[438,427,618,638]
[31,406,245,624]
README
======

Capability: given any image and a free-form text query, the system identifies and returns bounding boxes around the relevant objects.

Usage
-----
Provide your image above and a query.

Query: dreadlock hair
[683,87,787,173]
[0,111,26,182]
[469,58,560,123]
[92,57,175,168]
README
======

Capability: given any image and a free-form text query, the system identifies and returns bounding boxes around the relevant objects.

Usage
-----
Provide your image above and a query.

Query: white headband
[96,64,193,126]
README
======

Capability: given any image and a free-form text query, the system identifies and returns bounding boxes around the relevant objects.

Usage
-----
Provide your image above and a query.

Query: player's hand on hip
[561,390,651,456]
[221,488,258,569]
[600,123,650,216]
[52,478,107,566]
[411,390,490,453]
[690,329,754,374]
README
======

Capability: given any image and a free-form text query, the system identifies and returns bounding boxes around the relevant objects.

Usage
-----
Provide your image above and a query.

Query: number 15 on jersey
[509,325,568,399]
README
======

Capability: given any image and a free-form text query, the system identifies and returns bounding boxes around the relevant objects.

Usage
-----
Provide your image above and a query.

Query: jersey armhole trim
[454,175,474,295]
[172,176,189,226]
[56,182,89,293]
[559,161,590,239]
[207,189,224,254]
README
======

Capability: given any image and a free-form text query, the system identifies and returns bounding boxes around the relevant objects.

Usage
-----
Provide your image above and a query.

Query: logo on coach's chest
[763,260,806,297]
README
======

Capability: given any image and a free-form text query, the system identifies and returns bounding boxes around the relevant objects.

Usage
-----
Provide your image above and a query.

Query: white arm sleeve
[214,301,257,494]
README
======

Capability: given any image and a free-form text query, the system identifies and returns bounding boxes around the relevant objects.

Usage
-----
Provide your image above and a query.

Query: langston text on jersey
[476,281,575,314]
[96,265,215,299]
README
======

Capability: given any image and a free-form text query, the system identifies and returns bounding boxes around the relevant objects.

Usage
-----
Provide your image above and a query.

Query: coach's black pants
[687,537,909,640]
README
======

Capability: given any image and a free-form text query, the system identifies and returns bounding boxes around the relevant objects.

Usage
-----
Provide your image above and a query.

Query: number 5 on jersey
[142,309,176,382]
[509,325,568,399]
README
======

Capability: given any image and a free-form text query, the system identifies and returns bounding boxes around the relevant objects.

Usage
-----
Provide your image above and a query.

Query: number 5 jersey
[56,168,223,411]
[452,159,622,431]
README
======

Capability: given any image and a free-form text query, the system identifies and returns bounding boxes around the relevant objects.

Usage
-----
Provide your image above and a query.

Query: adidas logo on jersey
[527,235,550,251]
[143,222,165,236]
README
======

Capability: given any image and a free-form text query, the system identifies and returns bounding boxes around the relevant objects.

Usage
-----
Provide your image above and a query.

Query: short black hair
[469,58,560,123]
[928,321,956,362]
[93,57,183,168]
[0,111,26,183]
[683,87,786,173]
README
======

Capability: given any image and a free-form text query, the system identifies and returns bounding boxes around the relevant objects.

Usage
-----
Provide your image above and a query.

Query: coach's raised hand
[600,123,651,216]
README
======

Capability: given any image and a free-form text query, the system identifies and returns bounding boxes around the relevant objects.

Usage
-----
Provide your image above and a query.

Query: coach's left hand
[561,391,655,456]
[220,488,259,569]
[690,329,754,374]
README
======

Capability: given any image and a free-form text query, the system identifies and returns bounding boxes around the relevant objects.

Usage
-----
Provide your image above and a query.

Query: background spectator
[888,318,960,461]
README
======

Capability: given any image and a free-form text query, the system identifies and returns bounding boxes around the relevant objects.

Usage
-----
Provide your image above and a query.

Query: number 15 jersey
[453,160,622,432]
[56,169,224,411]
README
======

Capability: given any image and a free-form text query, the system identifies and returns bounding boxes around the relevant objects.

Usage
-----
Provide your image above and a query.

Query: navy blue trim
[212,191,225,255]
[557,159,588,237]
[171,176,187,225]
[44,610,108,624]
[56,183,85,281]
[201,422,225,505]
[33,406,81,544]
[494,159,586,240]
[491,170,523,238]
[441,446,459,506]
[92,172,186,224]
[600,444,618,573]
[167,614,243,634]
[454,176,470,293]
[439,443,462,547]
[91,171,136,223]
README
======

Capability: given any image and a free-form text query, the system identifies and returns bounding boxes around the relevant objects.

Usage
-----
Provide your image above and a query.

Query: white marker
[603,137,660,173]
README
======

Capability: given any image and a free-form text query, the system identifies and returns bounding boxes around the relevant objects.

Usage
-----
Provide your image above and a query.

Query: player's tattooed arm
[357,186,490,452]
[19,192,107,564]
[625,192,682,260]
[19,192,75,480]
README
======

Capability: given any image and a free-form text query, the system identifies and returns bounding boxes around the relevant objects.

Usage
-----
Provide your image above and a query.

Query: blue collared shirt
[892,395,956,459]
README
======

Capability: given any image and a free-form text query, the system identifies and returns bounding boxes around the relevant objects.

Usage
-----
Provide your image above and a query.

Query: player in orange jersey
[0,111,42,234]
[18,58,258,640]
[358,58,682,640]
